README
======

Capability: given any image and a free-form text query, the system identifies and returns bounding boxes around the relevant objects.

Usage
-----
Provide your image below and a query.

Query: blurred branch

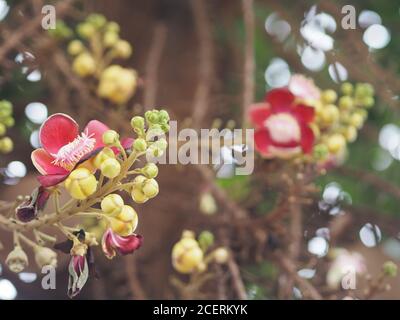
[190,0,214,129]
[241,0,255,125]
[143,23,168,110]
[335,166,400,200]
[274,251,323,300]
[124,255,147,300]
[0,0,76,61]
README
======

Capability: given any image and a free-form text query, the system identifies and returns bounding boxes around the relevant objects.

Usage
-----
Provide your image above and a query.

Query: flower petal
[102,228,143,259]
[40,113,79,154]
[37,173,70,187]
[254,128,272,157]
[249,103,271,127]
[84,120,109,150]
[31,149,69,175]
[292,104,315,124]
[265,88,294,112]
[300,124,315,154]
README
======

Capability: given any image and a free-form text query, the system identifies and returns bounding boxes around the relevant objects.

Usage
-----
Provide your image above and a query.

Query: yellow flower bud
[142,178,159,198]
[320,104,339,125]
[142,163,158,179]
[102,130,119,145]
[113,40,132,58]
[65,168,97,200]
[34,247,57,269]
[172,238,204,274]
[6,246,28,273]
[344,126,357,143]
[100,158,121,178]
[77,23,96,38]
[93,147,115,169]
[109,206,138,236]
[72,53,96,77]
[101,194,124,215]
[117,205,137,222]
[97,65,137,104]
[341,82,353,95]
[131,187,149,204]
[109,217,135,236]
[103,31,119,47]
[68,40,84,56]
[0,123,6,136]
[327,134,346,154]
[350,113,364,129]
[321,89,337,104]
[199,192,217,215]
[0,137,13,153]
[213,247,230,264]
[338,96,354,110]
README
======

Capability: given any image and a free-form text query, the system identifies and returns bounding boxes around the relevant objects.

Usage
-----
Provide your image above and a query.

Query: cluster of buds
[312,82,374,163]
[7,107,170,297]
[6,243,57,274]
[0,100,14,154]
[66,14,137,105]
[172,230,229,274]
[249,74,375,165]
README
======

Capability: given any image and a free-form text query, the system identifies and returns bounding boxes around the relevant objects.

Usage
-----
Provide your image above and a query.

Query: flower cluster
[249,75,374,164]
[172,230,229,274]
[0,100,14,154]
[67,14,137,105]
[4,108,170,298]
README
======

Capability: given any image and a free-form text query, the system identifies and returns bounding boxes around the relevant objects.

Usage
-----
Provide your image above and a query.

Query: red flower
[31,113,109,187]
[249,88,315,158]
[102,228,143,259]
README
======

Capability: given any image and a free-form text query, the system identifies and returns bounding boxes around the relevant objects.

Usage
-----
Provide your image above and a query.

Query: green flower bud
[313,144,329,160]
[87,14,107,29]
[3,117,14,128]
[338,96,354,110]
[131,116,145,130]
[142,163,158,178]
[198,230,214,251]
[0,123,6,136]
[161,123,170,133]
[142,178,159,198]
[133,138,147,152]
[77,22,96,39]
[145,110,159,124]
[383,261,397,277]
[341,82,353,95]
[106,21,120,33]
[102,130,119,145]
[158,110,170,123]
[67,40,84,56]
[362,96,374,108]
[0,100,12,114]
[104,31,119,47]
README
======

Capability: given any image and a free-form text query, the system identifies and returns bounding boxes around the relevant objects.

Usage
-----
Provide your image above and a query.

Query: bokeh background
[1,0,400,299]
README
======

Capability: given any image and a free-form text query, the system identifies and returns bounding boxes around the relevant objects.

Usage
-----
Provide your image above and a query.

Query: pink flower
[249,88,315,158]
[68,253,89,298]
[31,113,109,186]
[102,228,143,259]
[327,249,367,289]
[288,74,321,101]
